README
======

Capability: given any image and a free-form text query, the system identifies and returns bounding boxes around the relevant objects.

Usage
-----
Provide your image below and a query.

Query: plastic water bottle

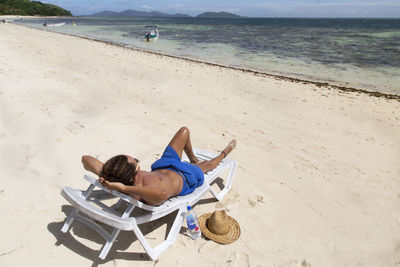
[185,206,201,239]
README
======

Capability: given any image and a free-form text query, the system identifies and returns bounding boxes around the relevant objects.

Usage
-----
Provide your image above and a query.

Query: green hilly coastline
[90,10,242,18]
[197,12,242,18]
[0,0,72,16]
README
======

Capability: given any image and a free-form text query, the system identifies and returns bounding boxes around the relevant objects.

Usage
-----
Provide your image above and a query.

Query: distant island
[0,0,72,16]
[89,9,242,18]
[197,12,242,18]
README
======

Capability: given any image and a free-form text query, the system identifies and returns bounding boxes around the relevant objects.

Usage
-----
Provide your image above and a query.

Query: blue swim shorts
[151,146,204,196]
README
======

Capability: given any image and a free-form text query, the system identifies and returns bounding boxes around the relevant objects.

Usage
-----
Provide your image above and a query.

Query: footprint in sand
[66,121,85,134]
[215,190,240,208]
[226,252,250,267]
[248,194,265,207]
[395,240,400,251]
[288,260,312,267]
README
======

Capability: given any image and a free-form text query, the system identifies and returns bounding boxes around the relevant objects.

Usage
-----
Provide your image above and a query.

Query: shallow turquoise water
[15,17,400,95]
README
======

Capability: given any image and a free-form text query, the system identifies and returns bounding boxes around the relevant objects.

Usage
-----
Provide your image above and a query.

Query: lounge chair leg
[130,206,186,261]
[61,208,78,233]
[163,206,186,244]
[62,184,95,233]
[209,187,220,200]
[99,228,121,260]
[131,223,157,260]
[209,161,237,201]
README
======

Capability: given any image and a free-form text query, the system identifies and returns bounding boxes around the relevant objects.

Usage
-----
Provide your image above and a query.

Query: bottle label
[186,215,196,230]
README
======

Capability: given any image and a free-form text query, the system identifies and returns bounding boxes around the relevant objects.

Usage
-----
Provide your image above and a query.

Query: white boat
[43,22,66,27]
[143,26,159,42]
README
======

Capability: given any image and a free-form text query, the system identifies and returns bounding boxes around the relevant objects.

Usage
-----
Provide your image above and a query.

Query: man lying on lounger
[81,127,236,206]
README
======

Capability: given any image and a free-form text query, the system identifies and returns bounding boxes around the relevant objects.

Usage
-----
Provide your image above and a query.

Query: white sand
[0,23,399,267]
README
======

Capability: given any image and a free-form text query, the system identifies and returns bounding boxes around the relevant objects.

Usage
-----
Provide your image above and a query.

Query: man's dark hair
[99,155,137,185]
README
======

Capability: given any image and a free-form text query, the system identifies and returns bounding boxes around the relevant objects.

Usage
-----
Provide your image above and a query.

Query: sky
[46,0,400,17]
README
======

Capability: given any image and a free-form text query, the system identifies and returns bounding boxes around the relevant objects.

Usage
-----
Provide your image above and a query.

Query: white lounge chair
[60,148,237,260]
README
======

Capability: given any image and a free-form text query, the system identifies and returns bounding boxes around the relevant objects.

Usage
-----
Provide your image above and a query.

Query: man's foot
[221,139,236,158]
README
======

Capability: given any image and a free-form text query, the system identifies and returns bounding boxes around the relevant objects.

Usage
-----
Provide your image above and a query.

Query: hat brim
[198,212,240,244]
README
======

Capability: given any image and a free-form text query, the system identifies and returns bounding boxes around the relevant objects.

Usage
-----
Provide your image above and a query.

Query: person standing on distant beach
[81,127,236,205]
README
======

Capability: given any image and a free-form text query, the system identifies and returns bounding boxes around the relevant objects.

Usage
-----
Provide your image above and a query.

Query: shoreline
[11,22,400,101]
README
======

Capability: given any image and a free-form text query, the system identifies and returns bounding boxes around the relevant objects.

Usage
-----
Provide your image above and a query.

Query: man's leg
[196,140,236,173]
[168,127,198,163]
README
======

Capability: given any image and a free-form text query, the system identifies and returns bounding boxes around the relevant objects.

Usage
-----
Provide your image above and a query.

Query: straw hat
[198,210,240,244]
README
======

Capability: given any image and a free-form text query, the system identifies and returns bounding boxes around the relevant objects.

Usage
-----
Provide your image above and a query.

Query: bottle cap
[187,206,191,211]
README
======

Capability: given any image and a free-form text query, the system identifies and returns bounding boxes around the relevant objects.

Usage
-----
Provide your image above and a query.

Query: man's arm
[81,155,104,176]
[99,178,168,205]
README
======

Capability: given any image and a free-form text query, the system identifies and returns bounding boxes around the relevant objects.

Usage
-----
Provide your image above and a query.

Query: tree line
[0,0,72,16]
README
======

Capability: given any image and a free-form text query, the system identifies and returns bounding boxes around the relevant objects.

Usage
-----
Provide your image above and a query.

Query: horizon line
[73,9,400,19]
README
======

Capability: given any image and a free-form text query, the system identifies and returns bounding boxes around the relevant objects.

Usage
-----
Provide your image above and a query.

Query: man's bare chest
[142,169,180,188]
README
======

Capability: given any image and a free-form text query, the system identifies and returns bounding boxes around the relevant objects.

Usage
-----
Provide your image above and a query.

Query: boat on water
[143,26,159,42]
[43,22,66,27]
[1,19,14,23]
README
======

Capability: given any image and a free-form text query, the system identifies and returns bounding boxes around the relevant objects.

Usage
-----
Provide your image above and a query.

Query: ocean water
[14,17,400,95]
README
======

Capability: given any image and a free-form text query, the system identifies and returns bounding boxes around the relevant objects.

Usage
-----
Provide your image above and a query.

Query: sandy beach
[1,22,400,266]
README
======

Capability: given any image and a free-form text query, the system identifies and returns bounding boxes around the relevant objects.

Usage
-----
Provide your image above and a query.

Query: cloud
[257,0,400,8]
[141,4,152,9]
[243,1,400,17]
